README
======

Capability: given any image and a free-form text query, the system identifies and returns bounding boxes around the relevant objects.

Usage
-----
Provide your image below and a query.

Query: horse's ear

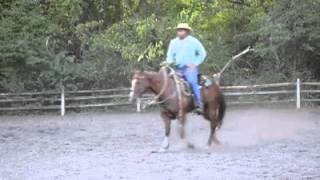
[132,68,144,74]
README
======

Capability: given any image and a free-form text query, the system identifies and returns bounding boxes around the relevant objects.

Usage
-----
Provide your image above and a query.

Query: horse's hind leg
[207,108,221,146]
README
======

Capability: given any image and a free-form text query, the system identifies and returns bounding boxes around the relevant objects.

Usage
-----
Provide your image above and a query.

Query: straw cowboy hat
[176,23,192,31]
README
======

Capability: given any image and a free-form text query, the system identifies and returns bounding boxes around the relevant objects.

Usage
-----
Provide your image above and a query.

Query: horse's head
[129,70,151,102]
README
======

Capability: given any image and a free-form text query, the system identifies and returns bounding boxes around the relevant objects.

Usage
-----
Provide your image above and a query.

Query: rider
[166,23,207,113]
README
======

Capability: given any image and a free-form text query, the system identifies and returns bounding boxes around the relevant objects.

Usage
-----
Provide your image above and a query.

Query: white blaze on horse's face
[129,78,137,102]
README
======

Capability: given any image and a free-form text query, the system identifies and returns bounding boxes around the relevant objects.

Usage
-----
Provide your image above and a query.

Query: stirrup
[194,105,204,115]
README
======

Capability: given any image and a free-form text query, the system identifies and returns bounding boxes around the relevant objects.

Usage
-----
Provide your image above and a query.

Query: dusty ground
[0,107,319,180]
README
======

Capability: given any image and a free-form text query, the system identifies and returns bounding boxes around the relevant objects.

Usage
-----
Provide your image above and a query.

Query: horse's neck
[147,71,168,95]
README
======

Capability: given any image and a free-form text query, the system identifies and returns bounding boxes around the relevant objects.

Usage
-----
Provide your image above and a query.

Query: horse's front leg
[160,112,171,151]
[177,114,195,149]
[177,114,186,139]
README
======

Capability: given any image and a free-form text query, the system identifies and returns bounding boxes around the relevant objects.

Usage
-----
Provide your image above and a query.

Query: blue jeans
[177,66,201,106]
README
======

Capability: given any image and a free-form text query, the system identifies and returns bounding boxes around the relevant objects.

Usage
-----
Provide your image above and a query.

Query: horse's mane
[141,70,163,80]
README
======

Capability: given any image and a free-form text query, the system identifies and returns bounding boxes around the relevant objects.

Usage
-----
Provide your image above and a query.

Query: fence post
[136,98,141,113]
[296,78,301,109]
[61,85,65,116]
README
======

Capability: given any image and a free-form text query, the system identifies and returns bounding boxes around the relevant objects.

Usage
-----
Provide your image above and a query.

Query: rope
[213,46,254,84]
[145,67,169,106]
[142,65,185,120]
[152,67,169,101]
[174,76,192,97]
[172,70,184,119]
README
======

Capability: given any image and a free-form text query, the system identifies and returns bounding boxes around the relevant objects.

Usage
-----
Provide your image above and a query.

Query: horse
[129,66,226,151]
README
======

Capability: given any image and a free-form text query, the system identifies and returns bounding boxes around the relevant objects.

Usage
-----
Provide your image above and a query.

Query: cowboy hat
[176,23,192,31]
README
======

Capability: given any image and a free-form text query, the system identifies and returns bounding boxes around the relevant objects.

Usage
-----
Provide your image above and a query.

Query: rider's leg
[176,68,184,77]
[183,67,201,107]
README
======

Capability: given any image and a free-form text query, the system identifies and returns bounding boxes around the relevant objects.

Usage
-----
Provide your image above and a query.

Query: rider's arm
[193,38,207,66]
[166,40,175,64]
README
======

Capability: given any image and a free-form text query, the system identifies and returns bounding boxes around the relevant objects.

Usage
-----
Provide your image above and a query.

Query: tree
[0,0,319,92]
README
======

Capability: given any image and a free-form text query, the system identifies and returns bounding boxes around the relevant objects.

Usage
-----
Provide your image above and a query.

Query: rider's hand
[187,64,197,69]
[161,61,178,68]
[160,61,169,66]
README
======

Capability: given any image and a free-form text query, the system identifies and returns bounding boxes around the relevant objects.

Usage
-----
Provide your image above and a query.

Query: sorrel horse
[129,66,226,151]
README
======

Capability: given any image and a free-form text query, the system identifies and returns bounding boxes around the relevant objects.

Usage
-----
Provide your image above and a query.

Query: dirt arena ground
[0,107,320,180]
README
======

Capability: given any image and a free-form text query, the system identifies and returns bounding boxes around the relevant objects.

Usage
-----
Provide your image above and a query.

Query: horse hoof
[213,140,221,145]
[187,142,195,149]
[151,148,167,153]
[158,148,167,153]
[161,143,169,150]
[161,137,169,149]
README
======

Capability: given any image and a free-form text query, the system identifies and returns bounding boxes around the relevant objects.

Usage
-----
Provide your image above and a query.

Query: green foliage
[0,2,52,91]
[0,0,319,92]
[92,15,167,63]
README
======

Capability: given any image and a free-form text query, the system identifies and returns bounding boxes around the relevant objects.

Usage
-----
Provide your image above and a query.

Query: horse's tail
[217,93,226,129]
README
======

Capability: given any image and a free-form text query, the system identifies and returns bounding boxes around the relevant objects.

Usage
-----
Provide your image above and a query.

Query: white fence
[0,79,319,116]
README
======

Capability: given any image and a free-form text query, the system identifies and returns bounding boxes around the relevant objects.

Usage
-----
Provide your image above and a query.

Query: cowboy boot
[195,102,204,114]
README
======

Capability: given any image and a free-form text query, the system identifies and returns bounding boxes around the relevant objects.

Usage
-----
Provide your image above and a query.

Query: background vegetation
[0,0,319,92]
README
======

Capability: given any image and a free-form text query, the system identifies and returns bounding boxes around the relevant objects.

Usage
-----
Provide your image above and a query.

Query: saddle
[169,70,214,97]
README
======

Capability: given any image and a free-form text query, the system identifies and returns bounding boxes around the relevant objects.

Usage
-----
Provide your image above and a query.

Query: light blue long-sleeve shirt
[166,35,207,67]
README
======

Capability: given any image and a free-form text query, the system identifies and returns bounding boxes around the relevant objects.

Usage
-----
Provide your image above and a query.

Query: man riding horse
[129,23,225,151]
[166,23,207,113]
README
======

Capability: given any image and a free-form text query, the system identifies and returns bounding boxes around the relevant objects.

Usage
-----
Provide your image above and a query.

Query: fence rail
[0,79,319,115]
